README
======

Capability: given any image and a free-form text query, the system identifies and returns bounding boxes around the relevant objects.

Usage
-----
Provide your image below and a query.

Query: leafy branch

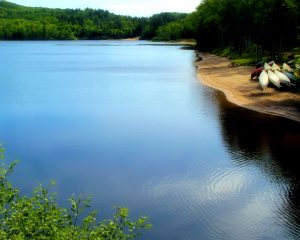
[0,145,151,239]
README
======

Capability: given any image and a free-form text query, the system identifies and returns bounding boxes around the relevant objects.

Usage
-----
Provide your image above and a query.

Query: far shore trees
[1,0,299,60]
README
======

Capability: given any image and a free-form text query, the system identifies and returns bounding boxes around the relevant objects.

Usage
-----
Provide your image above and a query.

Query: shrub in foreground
[0,146,151,239]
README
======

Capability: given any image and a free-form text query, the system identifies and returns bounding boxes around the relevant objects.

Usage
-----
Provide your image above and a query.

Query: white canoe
[282,63,293,72]
[264,62,272,70]
[272,63,280,71]
[259,70,269,90]
[267,70,281,88]
[274,70,291,84]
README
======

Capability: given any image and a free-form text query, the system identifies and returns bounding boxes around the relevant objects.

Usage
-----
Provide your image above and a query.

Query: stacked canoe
[251,62,300,90]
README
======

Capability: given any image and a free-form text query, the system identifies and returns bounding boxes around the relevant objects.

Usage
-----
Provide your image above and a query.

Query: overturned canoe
[283,72,297,82]
[251,67,263,79]
[259,70,269,90]
[264,62,272,70]
[272,63,281,71]
[268,70,281,88]
[282,63,293,72]
[274,70,291,84]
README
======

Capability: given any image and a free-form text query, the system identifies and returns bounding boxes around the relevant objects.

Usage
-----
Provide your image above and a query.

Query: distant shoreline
[121,37,141,41]
[196,53,300,123]
[0,38,197,44]
[166,39,197,46]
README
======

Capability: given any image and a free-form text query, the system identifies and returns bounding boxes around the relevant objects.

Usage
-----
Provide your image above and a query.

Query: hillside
[0,1,188,40]
[0,0,145,39]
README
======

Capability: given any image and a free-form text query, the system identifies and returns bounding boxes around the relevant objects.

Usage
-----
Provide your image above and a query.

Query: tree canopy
[139,12,187,40]
[1,0,299,59]
[0,1,146,40]
[155,0,300,59]
[0,1,187,40]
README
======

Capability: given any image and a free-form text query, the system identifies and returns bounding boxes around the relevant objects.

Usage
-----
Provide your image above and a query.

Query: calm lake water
[1,40,300,239]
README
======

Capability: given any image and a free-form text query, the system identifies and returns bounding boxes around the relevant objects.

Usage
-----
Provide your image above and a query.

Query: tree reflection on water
[213,90,300,238]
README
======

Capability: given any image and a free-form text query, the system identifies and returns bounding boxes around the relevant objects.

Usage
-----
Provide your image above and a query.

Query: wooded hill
[0,1,138,39]
[1,0,299,60]
[0,0,186,40]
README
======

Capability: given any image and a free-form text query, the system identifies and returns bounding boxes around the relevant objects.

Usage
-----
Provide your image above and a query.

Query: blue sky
[8,0,201,17]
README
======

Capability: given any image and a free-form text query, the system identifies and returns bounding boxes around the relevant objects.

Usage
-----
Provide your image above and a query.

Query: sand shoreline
[196,53,300,123]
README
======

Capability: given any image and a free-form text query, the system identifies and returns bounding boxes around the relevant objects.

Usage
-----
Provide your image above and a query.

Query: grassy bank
[213,46,300,66]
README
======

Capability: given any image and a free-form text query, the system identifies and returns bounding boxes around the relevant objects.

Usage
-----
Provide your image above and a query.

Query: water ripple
[142,161,300,239]
[206,167,250,201]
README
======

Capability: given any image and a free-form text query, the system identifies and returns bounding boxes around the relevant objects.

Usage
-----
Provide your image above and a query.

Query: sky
[8,0,201,17]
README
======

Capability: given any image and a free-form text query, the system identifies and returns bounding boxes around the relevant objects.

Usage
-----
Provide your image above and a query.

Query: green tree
[192,0,299,59]
[140,12,187,39]
[0,1,145,40]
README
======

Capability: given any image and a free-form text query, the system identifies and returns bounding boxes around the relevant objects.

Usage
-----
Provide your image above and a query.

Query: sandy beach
[196,53,300,123]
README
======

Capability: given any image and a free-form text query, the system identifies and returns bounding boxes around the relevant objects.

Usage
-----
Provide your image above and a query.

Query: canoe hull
[283,72,297,82]
[264,63,272,70]
[268,70,281,88]
[274,70,291,84]
[259,70,269,90]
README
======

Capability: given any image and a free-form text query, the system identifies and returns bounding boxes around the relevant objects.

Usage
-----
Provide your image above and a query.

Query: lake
[1,40,300,240]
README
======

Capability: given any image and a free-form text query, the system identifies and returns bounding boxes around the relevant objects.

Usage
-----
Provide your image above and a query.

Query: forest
[0,1,185,40]
[156,0,300,60]
[0,1,143,40]
[0,0,299,59]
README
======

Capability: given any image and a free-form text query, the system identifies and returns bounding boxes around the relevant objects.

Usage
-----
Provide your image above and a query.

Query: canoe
[267,70,281,88]
[283,72,297,82]
[258,70,269,90]
[256,61,274,69]
[268,60,275,65]
[272,63,280,71]
[264,62,272,70]
[282,63,293,72]
[251,66,263,79]
[274,70,291,84]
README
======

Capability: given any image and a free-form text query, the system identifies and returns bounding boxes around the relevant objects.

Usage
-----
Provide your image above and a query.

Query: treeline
[195,0,300,57]
[1,0,299,59]
[157,0,300,59]
[0,1,145,39]
[155,12,197,41]
[0,1,187,40]
[140,12,187,39]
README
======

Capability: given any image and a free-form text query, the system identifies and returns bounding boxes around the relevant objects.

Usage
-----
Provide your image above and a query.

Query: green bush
[0,145,151,239]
